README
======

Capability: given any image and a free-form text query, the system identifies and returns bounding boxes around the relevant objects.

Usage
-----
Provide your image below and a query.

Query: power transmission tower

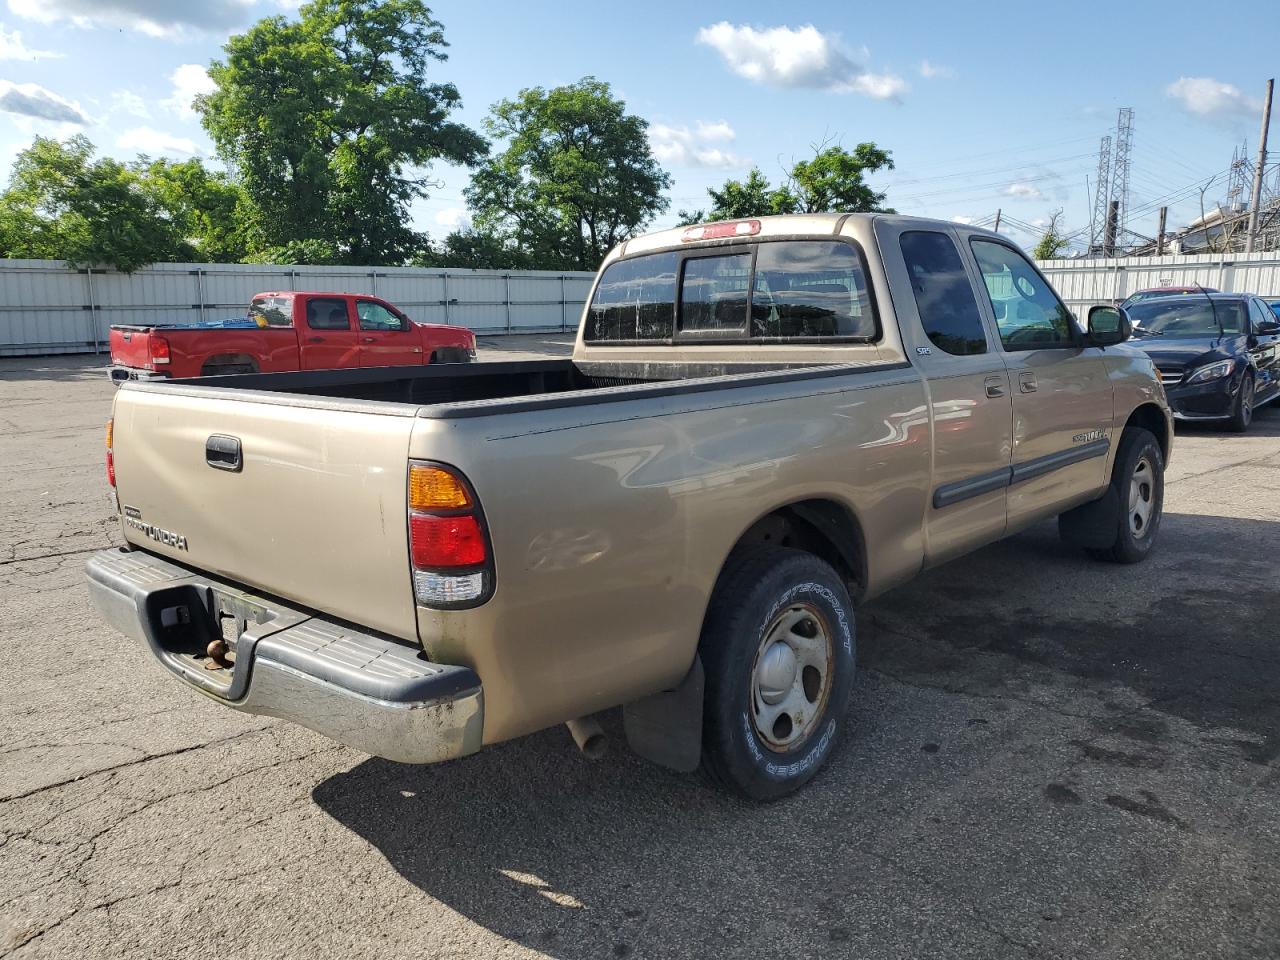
[1110,108,1134,246]
[1226,140,1250,211]
[1089,135,1112,254]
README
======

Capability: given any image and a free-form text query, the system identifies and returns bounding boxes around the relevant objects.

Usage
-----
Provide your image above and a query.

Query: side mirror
[1256,319,1280,335]
[1087,304,1131,346]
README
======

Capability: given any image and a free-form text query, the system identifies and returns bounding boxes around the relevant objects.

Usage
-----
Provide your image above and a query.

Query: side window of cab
[970,239,1077,350]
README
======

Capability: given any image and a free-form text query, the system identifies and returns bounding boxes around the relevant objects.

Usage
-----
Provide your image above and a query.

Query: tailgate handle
[206,435,243,473]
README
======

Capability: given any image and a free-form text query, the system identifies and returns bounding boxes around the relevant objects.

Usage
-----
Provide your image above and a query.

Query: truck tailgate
[111,386,420,641]
[109,327,153,369]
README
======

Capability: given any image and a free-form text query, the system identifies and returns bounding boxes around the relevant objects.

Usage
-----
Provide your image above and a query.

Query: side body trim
[933,438,1110,509]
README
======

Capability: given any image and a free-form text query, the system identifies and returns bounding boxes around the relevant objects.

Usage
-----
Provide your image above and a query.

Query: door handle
[308,336,324,344]
[984,376,1006,399]
[361,336,376,343]
[1019,371,1038,393]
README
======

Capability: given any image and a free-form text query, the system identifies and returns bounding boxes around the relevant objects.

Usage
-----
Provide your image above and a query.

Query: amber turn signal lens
[409,465,471,510]
[105,418,113,449]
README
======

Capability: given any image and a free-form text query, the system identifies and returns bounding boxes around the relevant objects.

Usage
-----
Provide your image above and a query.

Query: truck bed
[163,357,881,416]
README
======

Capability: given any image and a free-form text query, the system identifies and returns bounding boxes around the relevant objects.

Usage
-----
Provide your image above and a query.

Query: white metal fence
[0,259,597,357]
[5,252,1280,358]
[1037,251,1280,314]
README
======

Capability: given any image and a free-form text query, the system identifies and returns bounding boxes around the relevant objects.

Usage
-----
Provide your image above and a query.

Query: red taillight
[105,418,116,487]
[407,462,491,607]
[151,336,171,365]
[682,219,761,242]
[410,513,486,568]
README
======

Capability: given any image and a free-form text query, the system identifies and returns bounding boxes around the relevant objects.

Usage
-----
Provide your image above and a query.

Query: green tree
[464,77,671,271]
[198,0,486,264]
[695,144,895,222]
[135,158,252,262]
[0,136,185,272]
[704,168,797,221]
[1032,209,1069,260]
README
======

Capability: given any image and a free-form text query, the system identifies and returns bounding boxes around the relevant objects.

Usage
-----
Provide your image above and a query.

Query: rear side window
[680,254,750,333]
[585,252,678,341]
[899,231,987,356]
[751,241,875,339]
[249,296,292,328]
[306,297,351,330]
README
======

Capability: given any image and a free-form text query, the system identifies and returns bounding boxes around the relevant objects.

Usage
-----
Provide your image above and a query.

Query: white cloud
[696,22,906,101]
[1166,76,1262,118]
[696,120,735,142]
[162,64,216,117]
[0,24,60,60]
[7,0,254,38]
[116,126,199,156]
[433,207,470,232]
[109,90,150,120]
[950,215,978,225]
[1006,181,1044,200]
[919,60,954,80]
[649,122,747,169]
[0,80,86,123]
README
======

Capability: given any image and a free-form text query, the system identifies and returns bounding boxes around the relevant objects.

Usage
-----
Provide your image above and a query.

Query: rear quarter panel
[412,368,931,744]
[165,328,302,377]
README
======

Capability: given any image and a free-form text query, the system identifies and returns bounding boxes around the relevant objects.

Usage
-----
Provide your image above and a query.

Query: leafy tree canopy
[1032,209,1069,260]
[462,77,671,271]
[692,143,895,223]
[199,0,485,265]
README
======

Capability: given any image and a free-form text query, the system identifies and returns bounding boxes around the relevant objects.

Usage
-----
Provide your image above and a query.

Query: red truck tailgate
[109,327,155,369]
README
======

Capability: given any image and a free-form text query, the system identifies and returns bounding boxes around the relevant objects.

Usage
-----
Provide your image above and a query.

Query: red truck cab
[109,291,476,382]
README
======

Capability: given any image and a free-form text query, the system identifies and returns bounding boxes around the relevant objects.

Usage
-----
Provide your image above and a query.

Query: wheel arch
[718,498,868,603]
[200,353,260,374]
[1122,402,1171,463]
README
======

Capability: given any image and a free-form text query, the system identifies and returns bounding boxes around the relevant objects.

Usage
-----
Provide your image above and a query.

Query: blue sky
[0,0,1274,254]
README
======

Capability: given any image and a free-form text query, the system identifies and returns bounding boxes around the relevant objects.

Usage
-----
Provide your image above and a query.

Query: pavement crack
[0,726,275,804]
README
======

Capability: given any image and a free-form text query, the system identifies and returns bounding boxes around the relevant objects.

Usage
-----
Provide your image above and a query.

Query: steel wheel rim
[750,602,833,751]
[1128,455,1155,539]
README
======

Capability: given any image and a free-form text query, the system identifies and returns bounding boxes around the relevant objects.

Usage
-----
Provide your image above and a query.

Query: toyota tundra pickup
[108,290,476,382]
[86,214,1171,799]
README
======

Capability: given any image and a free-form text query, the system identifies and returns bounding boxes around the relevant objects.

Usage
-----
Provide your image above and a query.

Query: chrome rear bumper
[85,547,483,763]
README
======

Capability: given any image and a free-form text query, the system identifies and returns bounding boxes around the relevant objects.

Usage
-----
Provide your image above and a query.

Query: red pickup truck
[109,291,476,382]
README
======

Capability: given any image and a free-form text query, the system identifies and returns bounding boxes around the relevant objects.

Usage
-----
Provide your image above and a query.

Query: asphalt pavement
[2,340,1279,959]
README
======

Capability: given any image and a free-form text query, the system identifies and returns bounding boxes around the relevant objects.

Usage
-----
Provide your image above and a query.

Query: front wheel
[1083,426,1165,564]
[699,546,856,801]
[1227,372,1254,433]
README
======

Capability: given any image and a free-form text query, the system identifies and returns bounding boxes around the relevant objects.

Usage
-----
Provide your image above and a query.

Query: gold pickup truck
[86,214,1171,799]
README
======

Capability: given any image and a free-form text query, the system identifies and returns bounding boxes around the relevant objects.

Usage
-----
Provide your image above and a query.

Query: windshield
[1125,299,1246,338]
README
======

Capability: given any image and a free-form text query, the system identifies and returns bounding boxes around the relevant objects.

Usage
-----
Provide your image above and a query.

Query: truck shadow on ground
[313,505,1280,958]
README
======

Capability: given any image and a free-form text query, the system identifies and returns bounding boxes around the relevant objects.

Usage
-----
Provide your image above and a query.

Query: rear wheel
[1227,372,1254,433]
[1084,426,1165,564]
[699,546,856,800]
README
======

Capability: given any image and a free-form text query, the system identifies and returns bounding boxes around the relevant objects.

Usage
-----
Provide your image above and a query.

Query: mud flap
[623,655,704,773]
[1058,485,1121,549]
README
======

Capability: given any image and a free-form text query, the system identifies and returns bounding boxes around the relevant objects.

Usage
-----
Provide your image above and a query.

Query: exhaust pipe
[566,717,607,761]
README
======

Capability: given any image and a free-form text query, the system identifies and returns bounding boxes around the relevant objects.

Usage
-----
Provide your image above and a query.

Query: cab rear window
[584,239,877,343]
[249,296,293,328]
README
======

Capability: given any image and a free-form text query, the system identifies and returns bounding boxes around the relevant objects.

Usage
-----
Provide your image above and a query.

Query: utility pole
[1103,200,1119,257]
[1245,78,1273,253]
[1156,206,1167,255]
[993,208,1002,233]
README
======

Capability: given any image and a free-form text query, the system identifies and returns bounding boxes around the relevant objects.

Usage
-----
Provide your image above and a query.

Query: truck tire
[698,545,856,800]
[1227,371,1254,433]
[1079,426,1164,564]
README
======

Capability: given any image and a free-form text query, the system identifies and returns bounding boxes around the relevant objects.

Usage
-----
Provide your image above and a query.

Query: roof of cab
[614,212,1003,261]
